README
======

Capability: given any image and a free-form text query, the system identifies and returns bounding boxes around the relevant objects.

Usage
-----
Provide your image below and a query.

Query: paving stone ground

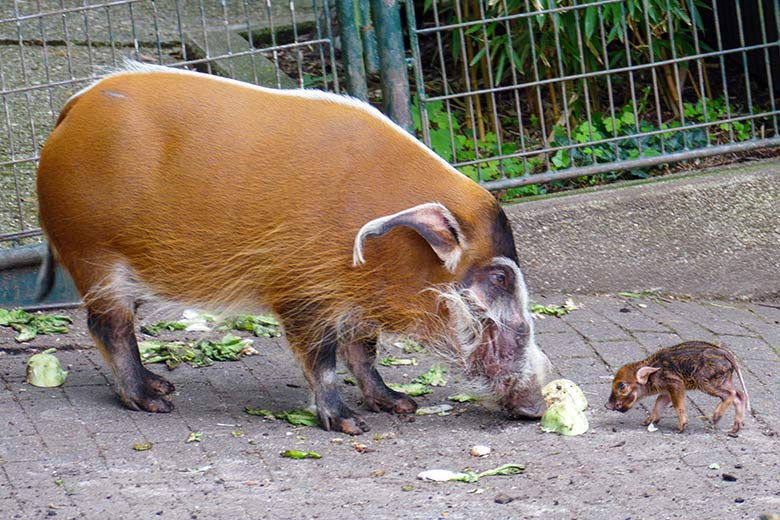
[1,293,779,519]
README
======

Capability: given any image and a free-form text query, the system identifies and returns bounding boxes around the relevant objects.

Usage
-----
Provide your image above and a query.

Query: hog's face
[442,257,551,418]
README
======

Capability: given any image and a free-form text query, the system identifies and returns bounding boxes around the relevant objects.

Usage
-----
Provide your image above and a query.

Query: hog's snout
[498,376,546,419]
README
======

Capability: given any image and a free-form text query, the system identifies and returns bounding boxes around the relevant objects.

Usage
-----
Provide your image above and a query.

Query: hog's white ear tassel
[352,202,466,273]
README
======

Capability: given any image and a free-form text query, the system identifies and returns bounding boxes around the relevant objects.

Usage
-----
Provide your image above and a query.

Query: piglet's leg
[669,385,688,433]
[291,327,370,436]
[711,387,736,427]
[642,394,670,426]
[731,391,747,435]
[342,338,417,414]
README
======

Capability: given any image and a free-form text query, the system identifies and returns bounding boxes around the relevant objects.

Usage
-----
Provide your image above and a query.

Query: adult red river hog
[36,63,551,435]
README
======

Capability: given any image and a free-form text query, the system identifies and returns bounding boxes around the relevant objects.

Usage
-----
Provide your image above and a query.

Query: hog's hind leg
[342,338,417,415]
[88,307,175,412]
[291,327,370,435]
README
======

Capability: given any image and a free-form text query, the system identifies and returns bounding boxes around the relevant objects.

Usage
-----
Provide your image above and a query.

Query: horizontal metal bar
[451,109,780,169]
[414,0,623,35]
[0,38,332,97]
[0,0,144,25]
[0,243,45,270]
[0,155,40,168]
[482,137,780,191]
[21,301,82,312]
[0,229,43,242]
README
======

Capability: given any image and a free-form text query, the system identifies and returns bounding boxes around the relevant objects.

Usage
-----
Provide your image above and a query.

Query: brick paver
[0,293,778,519]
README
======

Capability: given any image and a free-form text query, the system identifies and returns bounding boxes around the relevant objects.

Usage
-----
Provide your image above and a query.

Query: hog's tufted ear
[636,366,660,384]
[352,202,466,273]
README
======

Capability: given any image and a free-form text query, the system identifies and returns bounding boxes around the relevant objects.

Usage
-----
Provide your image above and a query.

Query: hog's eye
[617,382,627,392]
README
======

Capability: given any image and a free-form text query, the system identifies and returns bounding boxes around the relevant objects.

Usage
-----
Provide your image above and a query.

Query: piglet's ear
[636,366,660,385]
[353,202,466,273]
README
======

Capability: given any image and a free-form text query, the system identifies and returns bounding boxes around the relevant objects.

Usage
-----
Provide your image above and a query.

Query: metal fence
[0,0,338,248]
[407,0,780,194]
[2,0,780,250]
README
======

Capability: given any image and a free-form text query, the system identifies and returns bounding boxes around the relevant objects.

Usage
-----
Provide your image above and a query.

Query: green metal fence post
[370,0,413,132]
[358,0,380,74]
[336,0,368,100]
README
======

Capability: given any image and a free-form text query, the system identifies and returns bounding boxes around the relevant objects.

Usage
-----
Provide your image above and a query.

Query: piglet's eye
[492,272,506,285]
[617,382,627,391]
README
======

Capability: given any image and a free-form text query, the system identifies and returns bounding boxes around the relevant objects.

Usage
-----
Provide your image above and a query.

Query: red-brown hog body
[36,64,550,434]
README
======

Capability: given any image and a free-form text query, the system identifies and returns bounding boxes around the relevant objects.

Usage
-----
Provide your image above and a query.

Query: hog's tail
[720,345,751,413]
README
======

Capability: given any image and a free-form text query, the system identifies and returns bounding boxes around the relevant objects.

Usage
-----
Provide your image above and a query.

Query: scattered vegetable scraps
[219,314,281,338]
[531,298,577,318]
[387,383,433,397]
[132,443,153,451]
[378,357,417,367]
[26,348,68,387]
[448,393,478,403]
[245,407,320,427]
[281,450,321,459]
[415,404,453,416]
[540,379,589,436]
[417,463,525,483]
[394,338,425,353]
[0,308,71,342]
[138,334,254,370]
[412,364,447,387]
[142,311,280,338]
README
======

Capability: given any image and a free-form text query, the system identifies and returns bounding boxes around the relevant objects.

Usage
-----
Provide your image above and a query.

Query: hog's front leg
[291,327,370,435]
[342,337,417,414]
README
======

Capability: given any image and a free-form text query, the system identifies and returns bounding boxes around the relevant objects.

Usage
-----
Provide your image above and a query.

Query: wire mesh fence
[408,0,780,196]
[3,0,780,250]
[0,0,338,247]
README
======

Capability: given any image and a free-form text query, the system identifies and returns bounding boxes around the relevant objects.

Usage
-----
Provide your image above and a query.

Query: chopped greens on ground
[132,443,153,451]
[281,450,321,459]
[219,314,281,338]
[138,334,254,370]
[141,311,281,338]
[387,382,433,397]
[393,338,425,354]
[531,298,578,318]
[412,364,447,387]
[0,308,72,342]
[26,348,68,387]
[141,320,188,336]
[418,463,525,483]
[245,407,320,427]
[448,393,478,403]
[378,357,417,367]
[415,404,453,416]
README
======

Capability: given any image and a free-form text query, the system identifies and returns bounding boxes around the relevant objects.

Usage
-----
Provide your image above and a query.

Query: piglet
[606,341,750,434]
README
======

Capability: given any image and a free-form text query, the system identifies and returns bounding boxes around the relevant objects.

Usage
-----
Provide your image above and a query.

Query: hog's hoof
[119,387,174,413]
[319,406,370,435]
[642,416,658,427]
[364,388,418,415]
[142,369,175,396]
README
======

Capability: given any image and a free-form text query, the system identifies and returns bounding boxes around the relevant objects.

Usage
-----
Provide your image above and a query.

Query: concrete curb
[504,159,780,300]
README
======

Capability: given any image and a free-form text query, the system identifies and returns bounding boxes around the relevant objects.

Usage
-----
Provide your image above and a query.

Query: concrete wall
[504,159,780,300]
